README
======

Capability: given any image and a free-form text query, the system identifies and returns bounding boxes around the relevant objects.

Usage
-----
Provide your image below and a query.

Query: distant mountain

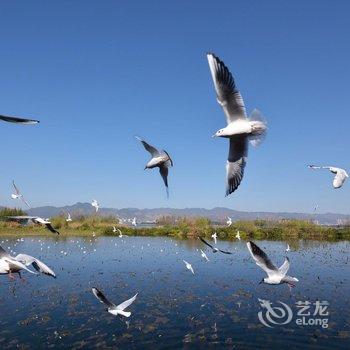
[25,202,350,225]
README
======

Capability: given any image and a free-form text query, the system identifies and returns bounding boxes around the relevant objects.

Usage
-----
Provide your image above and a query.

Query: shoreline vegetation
[0,209,349,240]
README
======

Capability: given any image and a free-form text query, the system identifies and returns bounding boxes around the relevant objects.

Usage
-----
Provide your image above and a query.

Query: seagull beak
[212,133,217,138]
[258,280,263,285]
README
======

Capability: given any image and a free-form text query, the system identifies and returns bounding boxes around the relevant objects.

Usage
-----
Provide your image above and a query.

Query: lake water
[0,236,349,349]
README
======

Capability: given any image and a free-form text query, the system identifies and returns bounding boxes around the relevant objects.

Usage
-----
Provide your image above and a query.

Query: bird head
[212,128,225,138]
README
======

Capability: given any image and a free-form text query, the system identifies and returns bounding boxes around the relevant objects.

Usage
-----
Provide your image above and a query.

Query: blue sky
[0,1,349,213]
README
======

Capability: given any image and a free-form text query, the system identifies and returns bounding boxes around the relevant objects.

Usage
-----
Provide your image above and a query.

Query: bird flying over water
[235,230,241,241]
[199,237,233,254]
[66,213,72,222]
[92,288,138,317]
[0,114,39,125]
[135,136,173,197]
[308,165,348,189]
[183,260,195,274]
[227,217,232,227]
[200,249,209,262]
[11,181,30,208]
[211,232,218,244]
[246,241,298,286]
[0,245,56,279]
[7,216,60,235]
[207,53,267,196]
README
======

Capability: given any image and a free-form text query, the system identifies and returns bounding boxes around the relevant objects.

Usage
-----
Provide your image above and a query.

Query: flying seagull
[235,230,241,241]
[308,165,348,189]
[7,216,60,234]
[66,213,72,222]
[0,114,39,125]
[286,244,290,252]
[92,288,138,317]
[131,217,137,227]
[200,249,209,262]
[0,245,56,279]
[91,199,99,212]
[246,241,298,286]
[11,181,30,208]
[183,260,195,274]
[199,237,233,254]
[135,136,173,197]
[211,232,218,245]
[227,217,232,227]
[207,53,267,196]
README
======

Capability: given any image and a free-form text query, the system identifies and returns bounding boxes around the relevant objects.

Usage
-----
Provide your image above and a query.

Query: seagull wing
[135,136,160,157]
[226,136,248,196]
[15,254,56,278]
[5,258,37,274]
[159,163,170,197]
[0,245,10,258]
[0,114,39,124]
[20,196,31,208]
[333,169,347,188]
[45,223,60,235]
[92,288,116,308]
[247,241,278,277]
[12,180,20,195]
[278,257,290,277]
[199,237,214,249]
[116,293,138,311]
[207,53,246,124]
[218,248,233,255]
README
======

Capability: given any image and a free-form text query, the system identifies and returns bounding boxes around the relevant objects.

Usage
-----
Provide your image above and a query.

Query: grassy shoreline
[0,216,349,241]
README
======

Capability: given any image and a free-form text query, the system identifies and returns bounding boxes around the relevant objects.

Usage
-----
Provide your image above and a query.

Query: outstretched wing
[218,248,233,255]
[207,53,246,124]
[0,114,39,124]
[15,254,56,278]
[92,288,116,308]
[135,136,159,157]
[12,181,20,195]
[226,136,248,196]
[159,163,170,196]
[247,241,278,277]
[278,257,290,277]
[116,293,138,311]
[45,223,60,235]
[199,237,214,249]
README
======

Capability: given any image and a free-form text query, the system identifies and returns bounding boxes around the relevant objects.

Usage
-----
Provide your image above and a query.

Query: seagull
[0,245,56,279]
[207,53,267,196]
[211,232,218,244]
[11,181,30,208]
[199,237,233,254]
[226,217,232,227]
[247,241,298,286]
[92,288,138,317]
[135,136,173,197]
[117,228,123,238]
[286,244,290,252]
[183,260,195,274]
[0,114,39,125]
[112,226,117,233]
[91,199,99,212]
[66,213,72,222]
[7,216,60,234]
[308,165,348,189]
[235,230,241,240]
[200,249,209,262]
[131,217,137,227]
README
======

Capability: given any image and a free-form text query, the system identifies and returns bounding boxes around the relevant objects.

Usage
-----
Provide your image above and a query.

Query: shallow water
[0,236,349,349]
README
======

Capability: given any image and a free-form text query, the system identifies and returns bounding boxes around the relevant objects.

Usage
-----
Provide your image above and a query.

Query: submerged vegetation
[0,210,349,240]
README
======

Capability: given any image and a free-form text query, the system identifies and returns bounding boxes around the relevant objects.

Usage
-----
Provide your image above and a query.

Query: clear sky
[0,1,349,213]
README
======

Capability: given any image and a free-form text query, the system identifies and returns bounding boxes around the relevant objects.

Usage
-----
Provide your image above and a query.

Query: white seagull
[247,241,298,286]
[200,249,209,262]
[286,244,290,252]
[7,216,60,234]
[11,181,30,208]
[308,165,348,189]
[91,199,99,212]
[135,136,173,197]
[183,260,195,274]
[235,230,241,240]
[117,228,123,238]
[207,53,267,196]
[131,217,137,227]
[0,114,39,125]
[112,226,117,233]
[199,237,233,254]
[66,213,72,222]
[92,288,138,318]
[0,245,56,279]
[226,217,232,227]
[211,232,218,245]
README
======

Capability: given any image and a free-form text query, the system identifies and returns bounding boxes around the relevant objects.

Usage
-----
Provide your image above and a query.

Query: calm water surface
[0,236,349,349]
